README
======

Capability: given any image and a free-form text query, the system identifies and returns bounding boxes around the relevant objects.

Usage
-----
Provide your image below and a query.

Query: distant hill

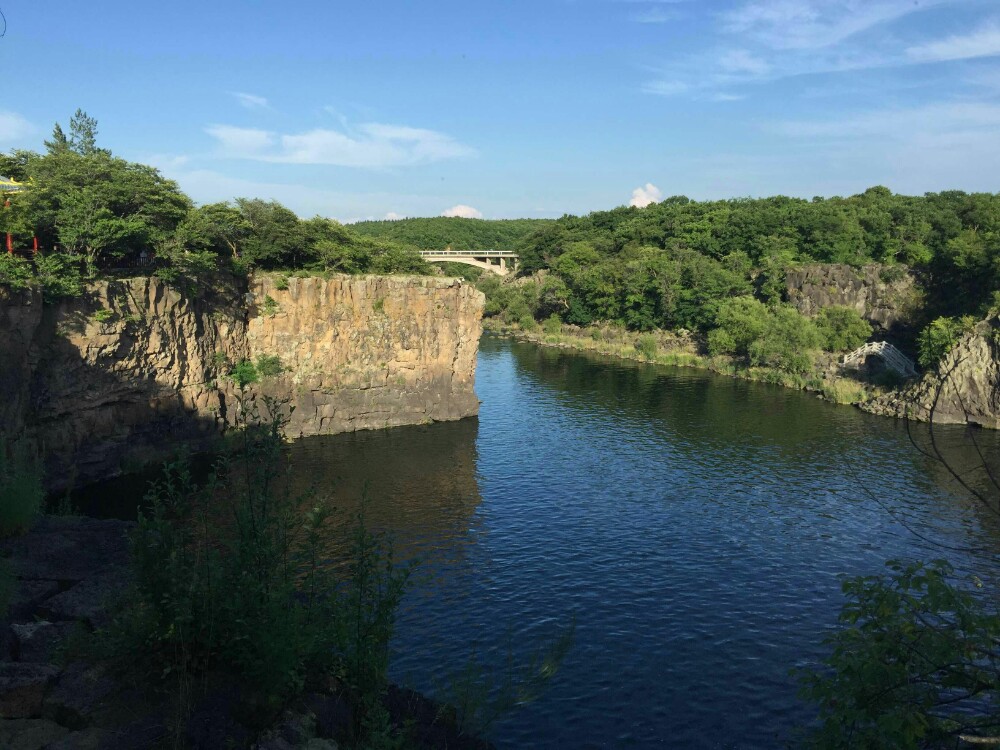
[351,217,552,252]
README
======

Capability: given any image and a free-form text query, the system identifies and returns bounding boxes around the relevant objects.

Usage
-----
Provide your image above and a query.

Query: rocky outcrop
[786,264,921,332]
[0,274,483,489]
[247,275,482,437]
[863,316,1000,428]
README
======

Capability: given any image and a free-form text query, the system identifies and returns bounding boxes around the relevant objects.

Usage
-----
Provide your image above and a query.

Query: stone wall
[0,274,483,490]
[786,264,920,332]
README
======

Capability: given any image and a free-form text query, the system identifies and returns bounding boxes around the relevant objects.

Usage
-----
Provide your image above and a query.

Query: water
[73,335,1000,748]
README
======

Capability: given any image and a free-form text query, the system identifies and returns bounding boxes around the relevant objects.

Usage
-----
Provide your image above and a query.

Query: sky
[1,0,999,221]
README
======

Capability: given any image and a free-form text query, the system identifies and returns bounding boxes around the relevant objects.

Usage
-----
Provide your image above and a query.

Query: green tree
[814,306,873,352]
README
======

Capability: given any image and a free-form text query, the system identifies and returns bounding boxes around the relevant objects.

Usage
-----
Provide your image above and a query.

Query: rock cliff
[0,274,483,490]
[863,316,1000,428]
[786,264,920,332]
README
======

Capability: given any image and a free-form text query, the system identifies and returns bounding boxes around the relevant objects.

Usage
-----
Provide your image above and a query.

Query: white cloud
[0,111,34,143]
[709,92,748,102]
[641,79,690,96]
[770,102,1000,139]
[205,121,475,168]
[231,92,270,110]
[722,0,939,51]
[384,211,405,220]
[630,183,663,207]
[719,49,770,75]
[442,204,483,219]
[631,8,679,24]
[907,22,1000,63]
[205,125,275,154]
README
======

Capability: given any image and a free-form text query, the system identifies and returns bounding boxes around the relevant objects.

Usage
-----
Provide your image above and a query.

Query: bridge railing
[842,341,917,378]
[417,250,519,258]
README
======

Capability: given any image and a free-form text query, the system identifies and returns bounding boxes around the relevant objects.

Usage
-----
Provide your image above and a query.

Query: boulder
[0,663,58,718]
[0,718,69,749]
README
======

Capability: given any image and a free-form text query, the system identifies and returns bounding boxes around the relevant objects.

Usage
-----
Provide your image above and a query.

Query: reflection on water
[73,335,1000,749]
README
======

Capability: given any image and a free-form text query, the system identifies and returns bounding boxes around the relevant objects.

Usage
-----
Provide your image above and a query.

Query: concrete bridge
[418,249,519,276]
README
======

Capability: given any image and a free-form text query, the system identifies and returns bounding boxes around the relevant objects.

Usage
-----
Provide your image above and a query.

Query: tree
[814,306,873,352]
[68,109,101,156]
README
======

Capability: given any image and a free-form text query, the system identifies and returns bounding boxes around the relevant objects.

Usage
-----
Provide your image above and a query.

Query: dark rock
[304,692,353,742]
[185,688,251,750]
[0,663,58,718]
[0,718,69,749]
[41,574,130,628]
[45,727,109,749]
[43,662,117,729]
[385,684,493,750]
[0,517,133,583]
[10,621,78,663]
[7,579,60,621]
[95,713,168,750]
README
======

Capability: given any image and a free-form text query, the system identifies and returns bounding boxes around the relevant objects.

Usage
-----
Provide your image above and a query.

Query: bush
[255,354,284,379]
[110,395,412,737]
[635,334,658,359]
[34,253,83,300]
[815,306,872,352]
[0,438,44,538]
[709,297,821,374]
[0,254,34,291]
[917,316,976,369]
[542,314,562,334]
[801,559,1000,748]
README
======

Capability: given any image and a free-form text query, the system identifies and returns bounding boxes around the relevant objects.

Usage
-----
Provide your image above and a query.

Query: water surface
[75,336,1000,748]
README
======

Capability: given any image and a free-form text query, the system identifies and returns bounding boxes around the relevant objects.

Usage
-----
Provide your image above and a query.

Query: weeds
[0,437,44,538]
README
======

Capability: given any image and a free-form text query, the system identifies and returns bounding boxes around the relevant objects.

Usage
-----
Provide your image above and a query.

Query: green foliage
[801,559,1000,749]
[635,334,658,359]
[0,254,35,291]
[229,359,259,390]
[91,308,114,324]
[261,294,280,317]
[351,216,549,252]
[0,438,44,538]
[917,316,976,369]
[708,297,822,373]
[814,306,873,352]
[111,397,412,739]
[542,314,562,334]
[34,253,83,300]
[254,354,284,379]
[274,274,290,291]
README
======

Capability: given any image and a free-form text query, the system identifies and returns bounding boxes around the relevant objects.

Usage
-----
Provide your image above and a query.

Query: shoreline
[483,319,888,409]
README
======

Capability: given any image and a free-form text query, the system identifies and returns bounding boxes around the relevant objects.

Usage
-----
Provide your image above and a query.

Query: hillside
[351,216,552,252]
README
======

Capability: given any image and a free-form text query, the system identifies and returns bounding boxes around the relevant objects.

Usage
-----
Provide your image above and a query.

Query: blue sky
[1,0,999,220]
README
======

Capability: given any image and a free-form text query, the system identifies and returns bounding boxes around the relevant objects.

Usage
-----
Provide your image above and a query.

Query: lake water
[74,335,1000,748]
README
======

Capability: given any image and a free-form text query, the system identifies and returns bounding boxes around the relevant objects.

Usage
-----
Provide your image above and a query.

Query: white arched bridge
[418,249,519,276]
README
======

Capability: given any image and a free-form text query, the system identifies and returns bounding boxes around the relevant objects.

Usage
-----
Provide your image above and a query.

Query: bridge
[418,249,519,276]
[842,341,918,378]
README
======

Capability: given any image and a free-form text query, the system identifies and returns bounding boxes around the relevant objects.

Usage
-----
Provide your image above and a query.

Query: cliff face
[0,274,483,490]
[786,264,920,332]
[246,275,482,437]
[863,317,1000,428]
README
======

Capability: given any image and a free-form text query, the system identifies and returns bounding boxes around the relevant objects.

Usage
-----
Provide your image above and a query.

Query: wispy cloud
[0,111,34,143]
[722,0,939,51]
[907,21,1000,63]
[231,92,270,110]
[205,121,476,168]
[631,7,679,24]
[441,204,483,219]
[770,101,1000,139]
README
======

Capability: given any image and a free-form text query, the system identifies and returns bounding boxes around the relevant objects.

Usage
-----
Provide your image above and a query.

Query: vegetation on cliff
[0,111,431,293]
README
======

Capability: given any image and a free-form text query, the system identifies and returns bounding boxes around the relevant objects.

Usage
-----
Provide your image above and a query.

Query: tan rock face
[0,274,483,489]
[247,275,482,437]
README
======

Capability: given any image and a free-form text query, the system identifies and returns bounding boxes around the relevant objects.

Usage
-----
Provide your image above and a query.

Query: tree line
[0,110,430,294]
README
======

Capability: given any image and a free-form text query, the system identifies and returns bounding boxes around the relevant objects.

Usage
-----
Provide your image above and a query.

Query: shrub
[917,316,976,369]
[0,438,44,538]
[255,354,284,379]
[0,254,34,291]
[274,274,290,291]
[635,334,658,359]
[109,395,412,738]
[709,298,822,374]
[801,560,1000,748]
[230,359,259,389]
[92,308,114,324]
[542,314,562,334]
[814,306,872,352]
[34,253,83,300]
